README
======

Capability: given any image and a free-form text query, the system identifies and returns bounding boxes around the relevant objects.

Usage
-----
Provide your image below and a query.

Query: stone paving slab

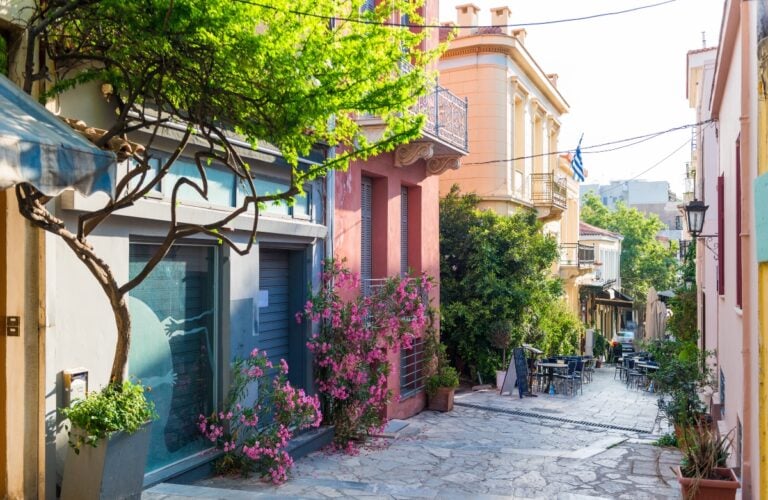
[143,367,681,499]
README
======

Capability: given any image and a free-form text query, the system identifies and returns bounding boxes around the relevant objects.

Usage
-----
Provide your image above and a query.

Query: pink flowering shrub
[298,259,432,447]
[198,349,321,483]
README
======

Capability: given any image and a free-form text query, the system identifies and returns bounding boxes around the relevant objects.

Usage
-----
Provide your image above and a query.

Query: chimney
[456,4,480,37]
[490,6,511,35]
[512,28,526,45]
[547,73,559,88]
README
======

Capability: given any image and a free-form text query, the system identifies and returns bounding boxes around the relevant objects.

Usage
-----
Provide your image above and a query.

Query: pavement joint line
[453,401,653,434]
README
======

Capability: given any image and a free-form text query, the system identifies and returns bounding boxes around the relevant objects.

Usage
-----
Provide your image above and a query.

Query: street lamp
[683,199,708,238]
[682,198,718,259]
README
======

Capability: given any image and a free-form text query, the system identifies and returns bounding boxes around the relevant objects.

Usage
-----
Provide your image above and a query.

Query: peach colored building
[333,0,468,420]
[687,1,761,497]
[437,4,589,316]
[438,4,568,219]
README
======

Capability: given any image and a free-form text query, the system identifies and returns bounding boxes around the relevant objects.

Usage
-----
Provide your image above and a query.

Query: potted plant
[648,338,713,441]
[592,332,607,368]
[426,365,460,412]
[425,336,460,412]
[489,320,513,390]
[60,380,157,500]
[674,427,740,499]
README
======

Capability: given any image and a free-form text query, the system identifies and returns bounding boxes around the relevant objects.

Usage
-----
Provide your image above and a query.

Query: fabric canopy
[0,74,115,196]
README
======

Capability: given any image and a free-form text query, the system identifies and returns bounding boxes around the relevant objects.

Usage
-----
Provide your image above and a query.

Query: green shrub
[654,432,678,448]
[61,380,157,453]
[426,366,459,396]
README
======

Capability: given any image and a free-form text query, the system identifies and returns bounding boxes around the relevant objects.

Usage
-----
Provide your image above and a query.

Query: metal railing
[560,243,595,268]
[359,61,468,153]
[400,336,426,398]
[531,173,567,209]
[415,84,469,152]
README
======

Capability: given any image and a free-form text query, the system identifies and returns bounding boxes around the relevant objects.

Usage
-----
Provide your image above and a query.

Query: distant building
[580,179,684,255]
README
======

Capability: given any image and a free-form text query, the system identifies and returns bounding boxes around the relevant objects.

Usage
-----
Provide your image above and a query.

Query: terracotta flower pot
[428,387,455,412]
[674,466,740,500]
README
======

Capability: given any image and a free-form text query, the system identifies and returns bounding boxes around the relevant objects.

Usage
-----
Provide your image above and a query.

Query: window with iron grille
[400,336,425,398]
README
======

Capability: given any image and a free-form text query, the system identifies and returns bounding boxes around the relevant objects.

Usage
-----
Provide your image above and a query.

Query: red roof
[579,221,622,239]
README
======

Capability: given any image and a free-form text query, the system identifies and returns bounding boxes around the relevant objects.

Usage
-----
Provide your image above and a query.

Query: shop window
[128,242,219,474]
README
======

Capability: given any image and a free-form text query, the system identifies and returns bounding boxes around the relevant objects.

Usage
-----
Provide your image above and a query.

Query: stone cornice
[442,35,569,115]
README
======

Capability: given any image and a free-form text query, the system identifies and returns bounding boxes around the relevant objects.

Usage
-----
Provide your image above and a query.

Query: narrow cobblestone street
[144,367,682,499]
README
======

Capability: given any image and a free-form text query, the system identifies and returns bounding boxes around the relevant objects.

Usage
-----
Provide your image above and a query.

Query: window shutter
[361,177,373,295]
[717,174,725,295]
[401,186,408,276]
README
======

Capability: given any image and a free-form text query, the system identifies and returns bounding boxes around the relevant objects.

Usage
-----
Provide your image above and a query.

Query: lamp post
[682,198,718,259]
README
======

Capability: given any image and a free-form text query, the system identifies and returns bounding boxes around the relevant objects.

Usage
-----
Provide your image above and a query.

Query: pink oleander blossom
[300,259,434,447]
[197,351,321,483]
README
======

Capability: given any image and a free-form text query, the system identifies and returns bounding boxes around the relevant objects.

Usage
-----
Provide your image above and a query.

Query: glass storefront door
[128,243,218,474]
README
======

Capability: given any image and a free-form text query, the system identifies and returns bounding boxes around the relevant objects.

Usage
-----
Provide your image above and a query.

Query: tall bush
[299,260,432,449]
[440,186,561,379]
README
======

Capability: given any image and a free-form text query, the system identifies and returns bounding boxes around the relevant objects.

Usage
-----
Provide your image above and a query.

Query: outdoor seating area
[530,355,597,397]
[613,352,659,391]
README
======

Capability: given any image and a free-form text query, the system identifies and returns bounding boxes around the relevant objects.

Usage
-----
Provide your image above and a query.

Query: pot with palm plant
[674,427,739,499]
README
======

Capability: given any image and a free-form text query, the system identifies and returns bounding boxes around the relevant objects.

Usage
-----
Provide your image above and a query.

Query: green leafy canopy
[42,0,439,185]
[581,193,679,300]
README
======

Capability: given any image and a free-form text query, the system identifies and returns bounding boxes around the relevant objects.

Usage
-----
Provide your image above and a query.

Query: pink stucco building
[687,1,762,496]
[332,1,468,420]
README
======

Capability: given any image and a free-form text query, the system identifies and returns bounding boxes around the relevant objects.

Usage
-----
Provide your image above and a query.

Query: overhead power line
[232,0,678,29]
[463,120,713,166]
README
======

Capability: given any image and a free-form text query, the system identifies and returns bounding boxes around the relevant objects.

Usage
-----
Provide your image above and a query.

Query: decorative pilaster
[394,142,434,167]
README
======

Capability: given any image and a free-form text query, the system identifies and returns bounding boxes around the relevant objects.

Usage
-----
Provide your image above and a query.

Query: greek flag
[571,136,585,182]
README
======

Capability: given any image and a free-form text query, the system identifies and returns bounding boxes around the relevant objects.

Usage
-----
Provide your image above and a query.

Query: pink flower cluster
[197,349,322,483]
[299,259,433,448]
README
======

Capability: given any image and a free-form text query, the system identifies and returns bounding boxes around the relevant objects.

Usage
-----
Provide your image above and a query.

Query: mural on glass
[128,243,217,473]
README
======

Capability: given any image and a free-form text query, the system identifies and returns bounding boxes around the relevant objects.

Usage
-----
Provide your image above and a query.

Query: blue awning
[0,74,116,196]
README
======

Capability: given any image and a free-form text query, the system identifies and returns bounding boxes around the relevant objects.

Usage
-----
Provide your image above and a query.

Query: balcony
[414,84,468,153]
[531,172,567,221]
[559,242,595,280]
[358,64,468,175]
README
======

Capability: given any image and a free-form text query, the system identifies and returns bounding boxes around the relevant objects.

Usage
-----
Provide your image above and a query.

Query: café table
[537,362,569,394]
[636,362,659,392]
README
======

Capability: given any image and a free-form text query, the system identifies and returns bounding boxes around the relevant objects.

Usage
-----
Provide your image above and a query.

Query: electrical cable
[463,120,712,166]
[231,0,677,29]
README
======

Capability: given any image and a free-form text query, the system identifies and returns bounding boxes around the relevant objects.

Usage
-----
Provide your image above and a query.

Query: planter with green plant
[489,320,513,390]
[592,331,607,368]
[425,336,460,412]
[648,338,713,439]
[60,380,157,500]
[674,427,739,499]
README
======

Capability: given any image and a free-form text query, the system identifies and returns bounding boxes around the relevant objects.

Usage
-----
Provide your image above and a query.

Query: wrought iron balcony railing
[359,60,468,153]
[415,84,468,152]
[531,173,567,210]
[560,243,595,268]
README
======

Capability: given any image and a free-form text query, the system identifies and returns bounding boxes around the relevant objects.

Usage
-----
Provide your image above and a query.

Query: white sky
[437,0,725,197]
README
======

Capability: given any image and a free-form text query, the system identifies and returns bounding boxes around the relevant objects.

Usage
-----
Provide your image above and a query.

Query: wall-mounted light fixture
[683,199,718,260]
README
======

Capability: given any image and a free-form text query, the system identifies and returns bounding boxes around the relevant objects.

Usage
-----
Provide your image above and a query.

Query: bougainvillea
[198,349,321,483]
[298,259,432,448]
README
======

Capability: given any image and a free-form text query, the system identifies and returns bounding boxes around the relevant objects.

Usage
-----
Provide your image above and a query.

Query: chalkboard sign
[501,347,529,398]
[513,347,528,398]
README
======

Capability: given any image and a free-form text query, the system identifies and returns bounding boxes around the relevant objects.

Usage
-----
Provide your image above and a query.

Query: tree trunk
[108,293,131,385]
